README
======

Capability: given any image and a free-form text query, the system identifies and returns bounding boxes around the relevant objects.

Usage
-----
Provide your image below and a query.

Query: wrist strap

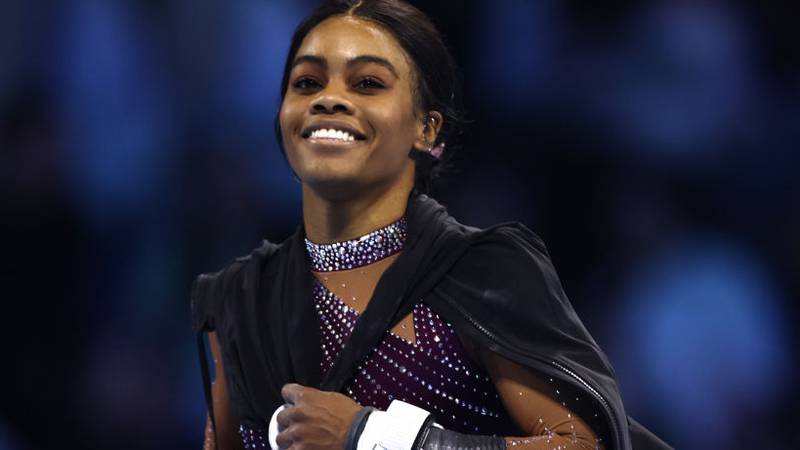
[345,406,377,450]
[268,404,288,450]
[411,414,438,450]
[357,400,433,450]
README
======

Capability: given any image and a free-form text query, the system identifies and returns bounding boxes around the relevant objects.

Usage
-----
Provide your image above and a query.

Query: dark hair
[274,0,464,193]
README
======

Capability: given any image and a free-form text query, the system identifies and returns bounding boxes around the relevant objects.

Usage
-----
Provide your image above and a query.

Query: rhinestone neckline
[305,217,407,272]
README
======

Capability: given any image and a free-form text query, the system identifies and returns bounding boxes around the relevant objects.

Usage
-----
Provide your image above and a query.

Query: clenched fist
[276,383,364,450]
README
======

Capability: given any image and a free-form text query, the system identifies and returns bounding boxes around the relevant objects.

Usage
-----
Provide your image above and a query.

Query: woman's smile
[301,120,368,150]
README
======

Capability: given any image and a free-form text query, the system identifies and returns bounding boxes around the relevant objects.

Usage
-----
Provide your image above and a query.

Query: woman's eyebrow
[346,55,399,78]
[292,54,399,79]
[292,54,326,70]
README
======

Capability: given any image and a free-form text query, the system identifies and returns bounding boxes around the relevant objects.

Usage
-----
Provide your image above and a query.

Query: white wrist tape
[268,404,288,450]
[356,400,432,450]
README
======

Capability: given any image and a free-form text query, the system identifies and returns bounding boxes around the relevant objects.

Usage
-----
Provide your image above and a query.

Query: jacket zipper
[548,359,620,449]
[449,301,623,450]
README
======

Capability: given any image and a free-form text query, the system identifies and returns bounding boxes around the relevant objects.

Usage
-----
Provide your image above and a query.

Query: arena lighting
[611,235,790,449]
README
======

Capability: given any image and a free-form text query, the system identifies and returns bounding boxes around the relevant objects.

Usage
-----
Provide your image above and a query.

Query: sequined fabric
[304,217,407,271]
[309,217,519,435]
[315,281,521,435]
[239,423,269,449]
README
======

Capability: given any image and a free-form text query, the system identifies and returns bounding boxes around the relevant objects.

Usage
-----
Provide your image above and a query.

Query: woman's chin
[301,171,371,200]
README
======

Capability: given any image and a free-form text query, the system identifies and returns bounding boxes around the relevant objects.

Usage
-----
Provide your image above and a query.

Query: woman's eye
[293,77,321,90]
[354,77,385,90]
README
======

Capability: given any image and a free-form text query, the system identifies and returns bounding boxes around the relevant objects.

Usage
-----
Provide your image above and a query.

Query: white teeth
[309,128,356,141]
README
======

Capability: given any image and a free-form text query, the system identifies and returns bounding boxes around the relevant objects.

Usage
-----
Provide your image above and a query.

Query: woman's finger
[277,405,310,428]
[281,383,308,405]
[275,425,296,449]
[276,405,293,429]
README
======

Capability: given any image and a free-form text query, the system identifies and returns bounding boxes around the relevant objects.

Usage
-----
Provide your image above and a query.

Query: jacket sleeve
[430,222,670,450]
[190,264,244,334]
[191,271,221,334]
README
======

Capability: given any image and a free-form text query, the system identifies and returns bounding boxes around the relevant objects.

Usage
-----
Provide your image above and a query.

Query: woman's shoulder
[190,238,285,333]
[456,219,552,264]
[446,220,566,305]
[194,238,284,285]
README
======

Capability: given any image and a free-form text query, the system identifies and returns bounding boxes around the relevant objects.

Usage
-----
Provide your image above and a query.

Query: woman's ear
[413,111,444,152]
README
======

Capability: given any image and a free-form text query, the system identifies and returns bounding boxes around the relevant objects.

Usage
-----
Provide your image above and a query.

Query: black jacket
[191,192,672,450]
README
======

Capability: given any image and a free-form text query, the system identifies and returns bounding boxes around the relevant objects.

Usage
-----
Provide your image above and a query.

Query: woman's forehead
[296,16,411,75]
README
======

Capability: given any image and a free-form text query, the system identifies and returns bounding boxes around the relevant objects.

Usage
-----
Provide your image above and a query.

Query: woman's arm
[202,332,245,450]
[274,350,606,450]
[477,344,604,449]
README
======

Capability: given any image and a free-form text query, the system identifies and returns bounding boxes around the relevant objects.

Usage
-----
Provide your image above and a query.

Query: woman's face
[279,16,430,198]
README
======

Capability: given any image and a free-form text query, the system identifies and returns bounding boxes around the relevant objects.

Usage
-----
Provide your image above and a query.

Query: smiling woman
[274,0,460,197]
[278,14,426,202]
[191,1,672,450]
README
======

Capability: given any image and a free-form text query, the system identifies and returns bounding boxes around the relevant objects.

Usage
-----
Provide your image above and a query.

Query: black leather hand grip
[417,426,507,450]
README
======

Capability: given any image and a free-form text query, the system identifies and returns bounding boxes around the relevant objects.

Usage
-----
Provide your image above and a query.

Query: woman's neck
[301,179,413,244]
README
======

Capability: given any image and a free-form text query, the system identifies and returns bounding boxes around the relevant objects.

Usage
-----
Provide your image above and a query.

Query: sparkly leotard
[238,217,521,448]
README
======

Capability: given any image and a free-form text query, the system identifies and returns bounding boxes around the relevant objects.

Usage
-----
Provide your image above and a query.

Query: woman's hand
[276,383,363,450]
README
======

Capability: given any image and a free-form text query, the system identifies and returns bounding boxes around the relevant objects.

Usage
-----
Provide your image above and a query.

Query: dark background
[1,1,798,449]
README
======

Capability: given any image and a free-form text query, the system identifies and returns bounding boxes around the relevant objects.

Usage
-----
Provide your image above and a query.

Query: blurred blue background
[1,1,798,449]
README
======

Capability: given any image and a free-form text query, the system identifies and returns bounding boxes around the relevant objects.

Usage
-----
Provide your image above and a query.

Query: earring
[427,142,445,159]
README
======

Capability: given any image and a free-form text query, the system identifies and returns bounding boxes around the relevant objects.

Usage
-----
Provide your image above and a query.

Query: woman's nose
[310,91,353,115]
